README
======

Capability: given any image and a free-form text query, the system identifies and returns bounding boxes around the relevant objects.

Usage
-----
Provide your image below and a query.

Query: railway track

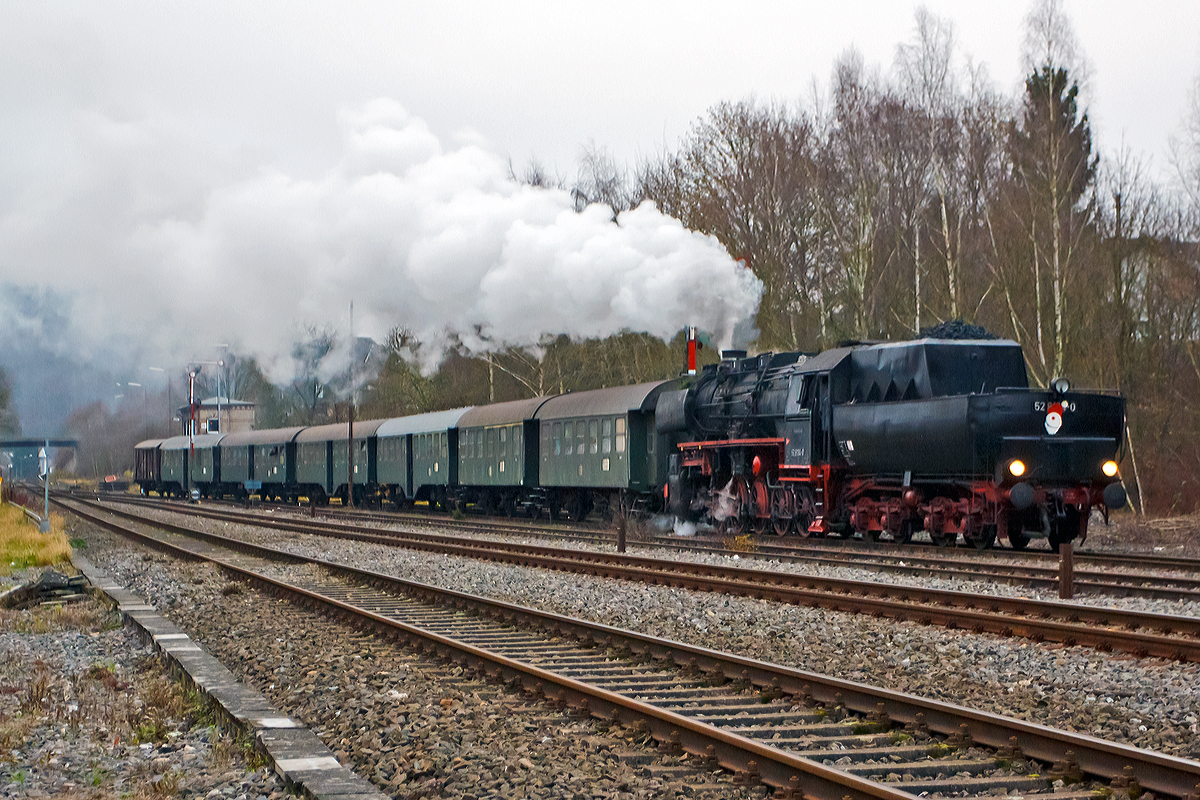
[101,492,1200,603]
[58,495,1200,800]
[79,495,1200,662]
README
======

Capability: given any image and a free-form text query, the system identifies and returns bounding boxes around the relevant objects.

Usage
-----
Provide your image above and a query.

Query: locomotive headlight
[1008,459,1026,477]
[1102,460,1119,477]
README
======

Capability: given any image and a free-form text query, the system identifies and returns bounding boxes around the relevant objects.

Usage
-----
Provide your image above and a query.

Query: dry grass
[0,503,72,575]
[0,599,117,634]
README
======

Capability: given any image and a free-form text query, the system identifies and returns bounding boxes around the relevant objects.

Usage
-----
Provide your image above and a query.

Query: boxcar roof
[536,381,674,421]
[377,407,474,438]
[457,397,551,428]
[219,427,306,447]
[161,434,225,451]
[135,439,165,450]
[294,418,388,443]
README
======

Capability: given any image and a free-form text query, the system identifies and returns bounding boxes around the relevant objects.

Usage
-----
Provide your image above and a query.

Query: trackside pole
[40,440,49,533]
[1059,542,1074,600]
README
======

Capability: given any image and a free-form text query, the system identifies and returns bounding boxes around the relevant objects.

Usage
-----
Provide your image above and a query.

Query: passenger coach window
[616,418,626,453]
[564,423,573,455]
[500,427,507,456]
[554,423,562,455]
[589,420,598,454]
[576,421,585,456]
[602,419,612,453]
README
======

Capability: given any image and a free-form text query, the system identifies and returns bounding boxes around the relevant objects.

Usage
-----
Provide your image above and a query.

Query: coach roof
[295,419,388,443]
[536,381,674,421]
[377,407,474,438]
[457,397,551,428]
[219,427,306,447]
[160,434,225,450]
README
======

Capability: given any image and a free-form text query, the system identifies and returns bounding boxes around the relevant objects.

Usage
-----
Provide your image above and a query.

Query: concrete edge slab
[71,552,388,800]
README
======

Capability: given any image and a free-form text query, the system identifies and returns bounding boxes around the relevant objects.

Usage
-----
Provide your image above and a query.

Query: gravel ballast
[0,584,284,799]
[73,520,759,800]
[110,502,1200,764]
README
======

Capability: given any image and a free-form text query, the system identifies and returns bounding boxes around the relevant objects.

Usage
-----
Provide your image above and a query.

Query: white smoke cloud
[1,98,762,387]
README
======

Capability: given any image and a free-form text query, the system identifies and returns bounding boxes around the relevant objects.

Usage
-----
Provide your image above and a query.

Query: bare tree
[573,142,633,215]
[896,7,959,325]
[989,2,1096,386]
[638,100,824,349]
[1020,0,1091,91]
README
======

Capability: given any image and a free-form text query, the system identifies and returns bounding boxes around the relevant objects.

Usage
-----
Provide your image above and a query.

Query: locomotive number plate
[1033,400,1075,412]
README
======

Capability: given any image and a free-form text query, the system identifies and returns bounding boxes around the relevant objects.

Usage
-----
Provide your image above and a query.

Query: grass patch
[0,599,121,634]
[0,504,71,575]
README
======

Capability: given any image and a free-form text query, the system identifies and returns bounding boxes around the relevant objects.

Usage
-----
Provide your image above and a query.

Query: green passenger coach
[376,407,472,509]
[535,381,677,521]
[456,397,550,515]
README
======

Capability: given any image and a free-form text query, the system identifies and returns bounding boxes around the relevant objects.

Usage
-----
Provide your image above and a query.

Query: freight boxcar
[134,439,164,495]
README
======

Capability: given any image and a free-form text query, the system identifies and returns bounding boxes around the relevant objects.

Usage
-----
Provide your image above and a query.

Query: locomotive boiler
[659,338,1127,550]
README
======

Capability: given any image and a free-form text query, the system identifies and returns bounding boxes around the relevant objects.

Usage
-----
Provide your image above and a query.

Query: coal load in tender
[918,319,998,340]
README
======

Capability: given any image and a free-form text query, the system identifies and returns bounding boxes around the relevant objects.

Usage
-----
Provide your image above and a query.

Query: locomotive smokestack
[687,326,698,376]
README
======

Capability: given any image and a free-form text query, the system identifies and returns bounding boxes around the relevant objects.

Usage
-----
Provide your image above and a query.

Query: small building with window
[178,397,256,435]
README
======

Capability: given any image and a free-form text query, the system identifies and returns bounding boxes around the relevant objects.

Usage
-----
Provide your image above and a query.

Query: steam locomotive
[661,337,1127,550]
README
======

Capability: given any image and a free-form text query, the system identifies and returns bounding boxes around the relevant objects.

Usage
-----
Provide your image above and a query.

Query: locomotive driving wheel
[794,486,817,537]
[770,486,795,536]
[718,476,751,537]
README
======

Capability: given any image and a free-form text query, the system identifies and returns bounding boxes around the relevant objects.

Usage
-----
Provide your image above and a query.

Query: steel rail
[58,496,1200,800]
[103,491,1200,600]
[91,496,1200,658]
[57,497,922,800]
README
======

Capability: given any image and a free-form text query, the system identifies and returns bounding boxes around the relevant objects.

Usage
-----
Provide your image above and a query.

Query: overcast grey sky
[1,1,1198,434]
[3,1,1196,181]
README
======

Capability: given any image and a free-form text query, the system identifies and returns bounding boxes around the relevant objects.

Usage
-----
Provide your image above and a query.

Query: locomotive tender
[134,336,1127,550]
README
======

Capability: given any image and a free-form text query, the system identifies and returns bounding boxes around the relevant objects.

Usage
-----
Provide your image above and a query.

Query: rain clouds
[0,99,761,431]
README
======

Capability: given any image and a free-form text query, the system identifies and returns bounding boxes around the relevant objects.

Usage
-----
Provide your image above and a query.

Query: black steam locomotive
[660,338,1127,550]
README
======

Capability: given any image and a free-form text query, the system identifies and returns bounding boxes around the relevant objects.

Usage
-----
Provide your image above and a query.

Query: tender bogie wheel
[930,530,955,547]
[1007,524,1030,551]
[971,524,997,551]
[1048,509,1079,553]
[893,519,914,545]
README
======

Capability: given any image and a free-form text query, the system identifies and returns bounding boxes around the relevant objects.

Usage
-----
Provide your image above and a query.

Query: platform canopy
[0,439,79,449]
